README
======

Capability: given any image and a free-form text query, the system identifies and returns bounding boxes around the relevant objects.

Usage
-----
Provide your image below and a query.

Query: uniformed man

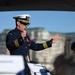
[6,14,60,75]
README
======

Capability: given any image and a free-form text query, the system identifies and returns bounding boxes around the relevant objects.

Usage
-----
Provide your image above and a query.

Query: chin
[24,29,26,30]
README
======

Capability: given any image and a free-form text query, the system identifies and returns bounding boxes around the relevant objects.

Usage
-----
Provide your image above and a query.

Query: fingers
[53,34,59,40]
[52,34,60,43]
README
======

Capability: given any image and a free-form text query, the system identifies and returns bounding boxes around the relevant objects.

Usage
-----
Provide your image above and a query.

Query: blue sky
[0,11,75,33]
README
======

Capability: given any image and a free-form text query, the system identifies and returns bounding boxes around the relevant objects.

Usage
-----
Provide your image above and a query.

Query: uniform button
[24,40,25,42]
[20,39,22,41]
[25,47,27,48]
[28,44,30,46]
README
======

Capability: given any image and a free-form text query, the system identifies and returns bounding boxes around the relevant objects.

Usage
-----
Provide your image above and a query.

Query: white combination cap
[13,14,31,24]
[13,14,31,19]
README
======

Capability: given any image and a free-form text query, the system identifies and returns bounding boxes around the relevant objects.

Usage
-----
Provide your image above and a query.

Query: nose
[25,25,28,28]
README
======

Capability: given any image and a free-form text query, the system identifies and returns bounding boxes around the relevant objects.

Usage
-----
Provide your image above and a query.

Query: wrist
[50,39,53,44]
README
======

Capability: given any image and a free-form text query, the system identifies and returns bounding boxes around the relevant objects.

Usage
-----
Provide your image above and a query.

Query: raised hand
[52,34,60,43]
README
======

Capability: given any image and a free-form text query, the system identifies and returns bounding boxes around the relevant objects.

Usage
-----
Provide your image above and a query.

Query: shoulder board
[7,29,15,35]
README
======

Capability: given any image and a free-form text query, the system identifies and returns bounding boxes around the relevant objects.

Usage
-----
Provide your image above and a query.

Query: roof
[0,0,75,11]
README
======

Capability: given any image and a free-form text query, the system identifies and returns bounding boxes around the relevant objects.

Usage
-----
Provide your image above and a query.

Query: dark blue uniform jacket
[6,28,52,74]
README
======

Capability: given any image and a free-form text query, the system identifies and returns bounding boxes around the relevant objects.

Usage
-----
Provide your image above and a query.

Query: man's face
[17,21,29,31]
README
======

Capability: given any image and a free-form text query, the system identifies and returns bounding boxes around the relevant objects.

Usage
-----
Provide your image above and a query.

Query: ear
[17,21,20,26]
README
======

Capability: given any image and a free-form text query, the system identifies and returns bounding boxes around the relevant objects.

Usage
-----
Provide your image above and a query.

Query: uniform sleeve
[30,39,53,51]
[6,32,23,51]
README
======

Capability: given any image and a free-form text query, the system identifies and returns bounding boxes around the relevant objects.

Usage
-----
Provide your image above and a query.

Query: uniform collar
[15,28,22,33]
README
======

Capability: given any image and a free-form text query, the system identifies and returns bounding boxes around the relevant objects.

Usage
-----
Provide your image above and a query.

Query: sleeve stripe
[43,42,48,48]
[14,39,20,47]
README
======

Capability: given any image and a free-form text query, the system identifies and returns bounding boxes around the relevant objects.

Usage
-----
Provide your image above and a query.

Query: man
[6,14,60,75]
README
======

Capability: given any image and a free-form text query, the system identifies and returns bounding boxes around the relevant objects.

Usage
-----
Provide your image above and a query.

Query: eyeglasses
[19,21,30,26]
